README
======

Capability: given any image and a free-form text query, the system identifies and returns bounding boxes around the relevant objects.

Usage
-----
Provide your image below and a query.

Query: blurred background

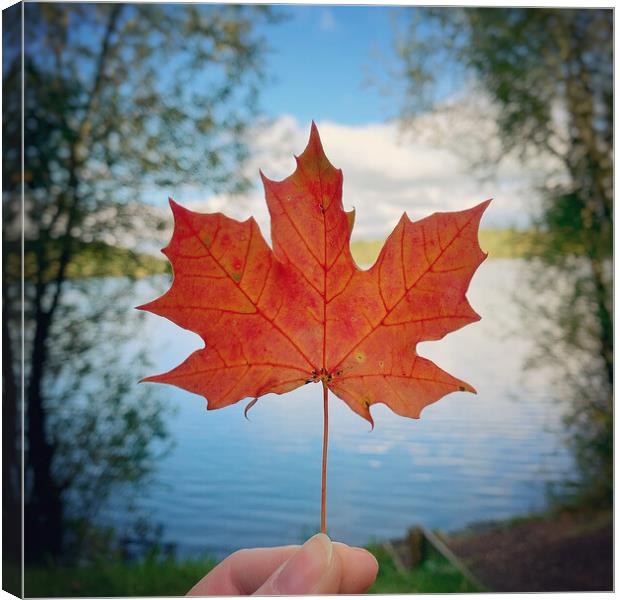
[3,4,612,595]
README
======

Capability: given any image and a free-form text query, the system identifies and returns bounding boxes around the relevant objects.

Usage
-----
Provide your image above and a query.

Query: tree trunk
[2,288,22,568]
[24,305,64,563]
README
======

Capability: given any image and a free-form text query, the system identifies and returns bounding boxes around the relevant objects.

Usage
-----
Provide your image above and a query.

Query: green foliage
[392,7,612,509]
[366,544,480,594]
[3,2,276,563]
[4,240,168,283]
[62,243,168,280]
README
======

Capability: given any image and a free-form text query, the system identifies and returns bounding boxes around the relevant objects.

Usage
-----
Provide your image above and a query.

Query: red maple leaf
[138,123,489,532]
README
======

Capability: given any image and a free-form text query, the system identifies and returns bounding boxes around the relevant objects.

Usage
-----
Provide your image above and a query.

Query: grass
[21,544,479,597]
[367,544,480,594]
[23,556,216,597]
[3,561,21,597]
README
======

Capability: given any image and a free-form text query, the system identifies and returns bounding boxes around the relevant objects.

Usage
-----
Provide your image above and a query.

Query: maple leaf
[139,123,488,421]
[138,123,489,531]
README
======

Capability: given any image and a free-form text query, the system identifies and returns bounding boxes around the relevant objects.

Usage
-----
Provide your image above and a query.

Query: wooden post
[407,526,425,567]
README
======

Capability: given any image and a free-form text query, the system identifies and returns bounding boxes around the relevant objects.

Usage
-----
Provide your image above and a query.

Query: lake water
[106,259,573,560]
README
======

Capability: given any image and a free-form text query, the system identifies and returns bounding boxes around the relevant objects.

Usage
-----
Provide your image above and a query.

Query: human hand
[187,533,379,595]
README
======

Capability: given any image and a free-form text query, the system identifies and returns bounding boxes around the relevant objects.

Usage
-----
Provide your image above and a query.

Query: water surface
[108,259,573,559]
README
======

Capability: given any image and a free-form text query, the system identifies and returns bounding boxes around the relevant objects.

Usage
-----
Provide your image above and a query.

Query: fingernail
[274,533,333,594]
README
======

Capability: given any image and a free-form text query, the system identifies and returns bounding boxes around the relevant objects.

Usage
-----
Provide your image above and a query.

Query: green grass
[3,561,21,597]
[24,556,216,597]
[351,228,536,265]
[367,544,480,594]
[22,545,479,597]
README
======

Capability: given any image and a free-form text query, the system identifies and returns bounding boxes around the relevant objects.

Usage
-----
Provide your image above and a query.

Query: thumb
[254,533,341,595]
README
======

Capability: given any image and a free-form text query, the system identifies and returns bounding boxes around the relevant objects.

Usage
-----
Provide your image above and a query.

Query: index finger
[187,545,300,596]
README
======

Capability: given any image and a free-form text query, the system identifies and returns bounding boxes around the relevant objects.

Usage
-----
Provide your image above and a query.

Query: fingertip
[333,544,379,593]
[349,546,379,575]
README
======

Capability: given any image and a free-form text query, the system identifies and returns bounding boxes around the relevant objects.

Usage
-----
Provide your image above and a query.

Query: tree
[390,8,612,505]
[3,2,275,563]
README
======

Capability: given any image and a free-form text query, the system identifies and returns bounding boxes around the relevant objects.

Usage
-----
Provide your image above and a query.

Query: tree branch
[79,4,123,134]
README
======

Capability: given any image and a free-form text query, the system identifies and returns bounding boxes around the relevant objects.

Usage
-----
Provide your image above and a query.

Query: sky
[256,6,407,126]
[162,5,563,241]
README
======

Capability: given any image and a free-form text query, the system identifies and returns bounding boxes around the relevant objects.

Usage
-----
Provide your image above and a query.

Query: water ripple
[107,260,574,559]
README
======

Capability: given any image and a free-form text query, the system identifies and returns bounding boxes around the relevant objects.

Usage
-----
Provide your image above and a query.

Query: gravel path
[444,510,613,592]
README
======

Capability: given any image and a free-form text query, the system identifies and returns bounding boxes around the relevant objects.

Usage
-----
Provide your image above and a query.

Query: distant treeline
[7,240,169,282]
[351,229,538,265]
[10,230,537,282]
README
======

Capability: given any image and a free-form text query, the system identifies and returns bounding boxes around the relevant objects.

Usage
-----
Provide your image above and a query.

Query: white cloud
[171,109,566,245]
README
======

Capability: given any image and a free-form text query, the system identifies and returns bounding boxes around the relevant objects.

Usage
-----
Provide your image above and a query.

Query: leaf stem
[321,380,328,534]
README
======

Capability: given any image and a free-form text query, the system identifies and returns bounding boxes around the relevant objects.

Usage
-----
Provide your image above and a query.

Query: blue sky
[172,5,554,234]
[51,3,555,234]
[256,5,407,125]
